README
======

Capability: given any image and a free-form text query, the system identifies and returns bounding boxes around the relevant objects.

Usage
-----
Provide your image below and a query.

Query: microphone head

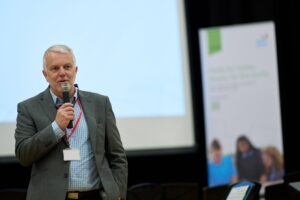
[61,82,70,92]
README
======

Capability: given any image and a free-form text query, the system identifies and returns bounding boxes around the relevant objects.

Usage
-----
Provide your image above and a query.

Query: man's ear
[42,69,49,82]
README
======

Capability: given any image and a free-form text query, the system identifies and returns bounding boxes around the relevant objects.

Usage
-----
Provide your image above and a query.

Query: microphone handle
[63,92,73,129]
[67,120,73,129]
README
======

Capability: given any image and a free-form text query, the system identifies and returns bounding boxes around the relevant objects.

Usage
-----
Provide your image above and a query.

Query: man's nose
[58,67,67,76]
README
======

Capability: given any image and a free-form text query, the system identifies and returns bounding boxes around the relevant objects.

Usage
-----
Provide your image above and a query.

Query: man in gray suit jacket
[15,44,128,200]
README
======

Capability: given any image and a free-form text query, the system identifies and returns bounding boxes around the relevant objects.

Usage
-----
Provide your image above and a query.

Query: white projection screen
[199,22,284,187]
[0,0,194,157]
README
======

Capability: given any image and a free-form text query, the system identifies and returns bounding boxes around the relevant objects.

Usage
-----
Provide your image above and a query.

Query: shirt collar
[50,86,78,104]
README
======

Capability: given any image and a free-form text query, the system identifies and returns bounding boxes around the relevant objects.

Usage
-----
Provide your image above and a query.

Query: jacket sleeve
[15,102,60,166]
[104,97,128,199]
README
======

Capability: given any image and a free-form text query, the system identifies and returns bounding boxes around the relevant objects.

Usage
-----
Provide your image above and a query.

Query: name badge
[63,149,81,161]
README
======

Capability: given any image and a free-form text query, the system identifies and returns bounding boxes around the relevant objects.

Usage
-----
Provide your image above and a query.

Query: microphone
[61,82,73,129]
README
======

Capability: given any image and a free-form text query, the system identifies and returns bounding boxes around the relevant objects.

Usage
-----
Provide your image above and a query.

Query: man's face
[43,51,77,97]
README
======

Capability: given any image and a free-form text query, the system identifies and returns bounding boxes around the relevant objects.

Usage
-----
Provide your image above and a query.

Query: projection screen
[0,0,194,157]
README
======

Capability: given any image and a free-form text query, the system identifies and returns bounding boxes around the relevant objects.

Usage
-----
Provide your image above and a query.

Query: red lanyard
[66,99,83,142]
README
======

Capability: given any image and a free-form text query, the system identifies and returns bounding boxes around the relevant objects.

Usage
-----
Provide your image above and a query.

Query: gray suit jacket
[15,87,128,200]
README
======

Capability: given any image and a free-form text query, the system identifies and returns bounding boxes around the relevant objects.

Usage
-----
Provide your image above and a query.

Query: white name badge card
[63,149,81,161]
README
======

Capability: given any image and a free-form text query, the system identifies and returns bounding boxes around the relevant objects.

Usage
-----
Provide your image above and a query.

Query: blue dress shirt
[50,88,101,191]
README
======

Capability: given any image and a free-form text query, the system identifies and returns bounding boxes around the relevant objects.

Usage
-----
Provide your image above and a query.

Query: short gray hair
[43,44,76,68]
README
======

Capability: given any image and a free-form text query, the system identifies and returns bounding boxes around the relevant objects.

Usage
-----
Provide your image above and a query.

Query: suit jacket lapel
[78,91,97,152]
[39,87,57,122]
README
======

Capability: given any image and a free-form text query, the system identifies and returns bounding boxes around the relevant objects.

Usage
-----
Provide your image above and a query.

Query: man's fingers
[59,103,73,108]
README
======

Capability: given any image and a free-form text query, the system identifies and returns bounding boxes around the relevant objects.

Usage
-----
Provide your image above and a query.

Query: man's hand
[55,103,74,130]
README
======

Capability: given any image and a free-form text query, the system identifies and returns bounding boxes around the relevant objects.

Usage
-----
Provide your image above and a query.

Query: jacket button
[64,173,68,178]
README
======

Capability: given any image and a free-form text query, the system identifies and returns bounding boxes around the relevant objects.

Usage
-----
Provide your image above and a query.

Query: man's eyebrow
[49,63,73,67]
[49,65,58,68]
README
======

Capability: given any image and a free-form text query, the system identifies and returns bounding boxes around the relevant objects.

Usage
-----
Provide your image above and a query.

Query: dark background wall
[1,0,299,197]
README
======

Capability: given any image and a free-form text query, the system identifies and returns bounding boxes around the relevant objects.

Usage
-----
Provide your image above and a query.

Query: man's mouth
[58,80,68,83]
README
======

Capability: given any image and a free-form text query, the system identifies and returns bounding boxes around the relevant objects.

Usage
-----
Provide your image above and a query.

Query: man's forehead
[46,51,73,61]
[45,53,74,67]
[46,51,71,57]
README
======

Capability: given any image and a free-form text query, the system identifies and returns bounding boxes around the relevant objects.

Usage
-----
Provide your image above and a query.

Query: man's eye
[64,65,72,70]
[50,66,59,71]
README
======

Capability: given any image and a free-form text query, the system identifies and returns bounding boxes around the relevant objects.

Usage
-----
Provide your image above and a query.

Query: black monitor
[285,172,300,200]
